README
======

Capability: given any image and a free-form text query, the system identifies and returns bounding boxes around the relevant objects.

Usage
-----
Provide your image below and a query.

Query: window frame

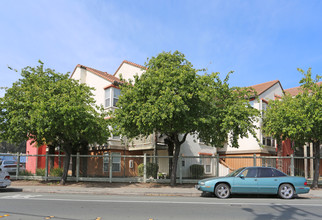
[103,152,121,173]
[105,87,120,108]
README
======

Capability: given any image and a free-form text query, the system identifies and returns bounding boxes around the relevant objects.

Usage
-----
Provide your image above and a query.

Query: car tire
[215,183,230,199]
[279,183,294,199]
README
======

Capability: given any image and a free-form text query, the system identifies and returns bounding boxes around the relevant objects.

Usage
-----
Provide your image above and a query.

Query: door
[232,167,258,193]
[257,167,281,194]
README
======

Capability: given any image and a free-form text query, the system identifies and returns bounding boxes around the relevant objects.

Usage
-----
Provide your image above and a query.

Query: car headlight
[199,182,205,186]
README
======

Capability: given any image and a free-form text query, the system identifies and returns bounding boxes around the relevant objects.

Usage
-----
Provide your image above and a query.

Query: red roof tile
[71,64,122,83]
[249,80,281,96]
[285,81,322,96]
[113,60,146,76]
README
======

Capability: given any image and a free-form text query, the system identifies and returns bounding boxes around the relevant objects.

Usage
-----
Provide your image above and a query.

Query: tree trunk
[48,145,55,171]
[60,146,71,185]
[311,141,320,189]
[71,148,77,177]
[170,141,181,186]
[80,143,88,177]
[167,140,174,178]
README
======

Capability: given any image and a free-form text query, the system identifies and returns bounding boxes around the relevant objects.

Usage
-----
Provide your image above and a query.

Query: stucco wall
[114,63,145,82]
[71,67,112,107]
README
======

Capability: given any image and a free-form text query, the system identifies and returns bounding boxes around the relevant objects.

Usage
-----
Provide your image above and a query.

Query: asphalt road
[1,192,322,220]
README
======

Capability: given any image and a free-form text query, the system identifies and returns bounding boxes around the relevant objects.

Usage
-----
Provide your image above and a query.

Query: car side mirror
[239,174,245,178]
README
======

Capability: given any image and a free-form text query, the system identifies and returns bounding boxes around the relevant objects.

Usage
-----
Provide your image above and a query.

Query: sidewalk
[6,181,322,198]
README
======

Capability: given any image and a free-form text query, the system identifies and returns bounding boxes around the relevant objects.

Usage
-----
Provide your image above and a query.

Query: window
[249,100,254,107]
[105,87,120,108]
[258,168,273,178]
[240,167,257,178]
[262,136,275,147]
[261,101,268,117]
[105,89,111,107]
[272,168,287,177]
[199,154,212,174]
[103,152,121,172]
[113,88,120,107]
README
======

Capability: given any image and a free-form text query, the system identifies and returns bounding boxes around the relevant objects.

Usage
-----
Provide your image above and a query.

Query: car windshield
[226,167,245,177]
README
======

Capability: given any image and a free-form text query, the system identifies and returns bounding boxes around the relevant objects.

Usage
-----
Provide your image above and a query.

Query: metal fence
[0,153,319,183]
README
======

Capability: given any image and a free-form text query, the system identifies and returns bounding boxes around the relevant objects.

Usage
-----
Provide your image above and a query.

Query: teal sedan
[195,166,310,199]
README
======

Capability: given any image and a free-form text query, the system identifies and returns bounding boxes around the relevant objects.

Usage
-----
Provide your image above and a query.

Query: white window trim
[103,152,121,173]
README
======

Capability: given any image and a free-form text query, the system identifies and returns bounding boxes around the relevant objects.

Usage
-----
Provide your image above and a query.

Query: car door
[257,167,281,194]
[232,167,258,193]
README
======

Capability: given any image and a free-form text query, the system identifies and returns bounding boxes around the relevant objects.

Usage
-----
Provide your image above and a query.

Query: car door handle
[274,179,278,181]
[254,179,257,181]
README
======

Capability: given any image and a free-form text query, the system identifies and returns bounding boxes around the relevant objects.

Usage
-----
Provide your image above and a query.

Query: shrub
[19,170,33,176]
[190,164,204,179]
[36,168,45,176]
[138,163,159,178]
[50,167,63,177]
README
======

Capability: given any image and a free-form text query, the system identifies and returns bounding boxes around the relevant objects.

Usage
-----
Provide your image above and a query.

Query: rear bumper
[295,186,310,194]
[0,180,11,188]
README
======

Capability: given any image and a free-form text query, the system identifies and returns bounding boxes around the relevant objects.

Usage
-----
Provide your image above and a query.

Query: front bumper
[195,184,213,193]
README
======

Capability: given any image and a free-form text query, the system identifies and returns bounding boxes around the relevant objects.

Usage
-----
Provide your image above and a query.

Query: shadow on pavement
[0,188,23,193]
[200,191,310,199]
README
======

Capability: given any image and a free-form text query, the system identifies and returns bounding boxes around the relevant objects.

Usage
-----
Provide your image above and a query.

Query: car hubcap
[218,186,228,197]
[281,185,293,198]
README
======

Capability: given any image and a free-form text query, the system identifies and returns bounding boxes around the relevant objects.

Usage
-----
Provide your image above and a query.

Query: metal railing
[1,153,319,183]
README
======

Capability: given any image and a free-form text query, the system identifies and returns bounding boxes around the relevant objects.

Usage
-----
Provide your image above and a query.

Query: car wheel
[279,183,294,199]
[215,183,230,199]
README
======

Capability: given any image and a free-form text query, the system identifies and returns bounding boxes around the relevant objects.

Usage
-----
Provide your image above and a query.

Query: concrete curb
[6,185,322,199]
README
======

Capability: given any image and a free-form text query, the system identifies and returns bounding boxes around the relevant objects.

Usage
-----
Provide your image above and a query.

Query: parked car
[195,166,310,199]
[0,160,24,174]
[0,169,11,188]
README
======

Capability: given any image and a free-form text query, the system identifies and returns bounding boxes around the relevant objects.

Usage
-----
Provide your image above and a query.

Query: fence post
[109,153,112,183]
[143,153,147,183]
[216,154,219,177]
[45,153,48,181]
[76,152,80,182]
[253,154,257,167]
[179,154,183,184]
[16,152,20,179]
[290,154,294,176]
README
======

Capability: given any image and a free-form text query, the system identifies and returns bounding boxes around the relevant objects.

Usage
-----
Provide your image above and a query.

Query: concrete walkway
[6,182,322,198]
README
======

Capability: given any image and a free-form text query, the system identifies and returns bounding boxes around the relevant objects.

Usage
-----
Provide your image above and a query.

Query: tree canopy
[263,68,321,188]
[112,51,260,185]
[0,61,110,184]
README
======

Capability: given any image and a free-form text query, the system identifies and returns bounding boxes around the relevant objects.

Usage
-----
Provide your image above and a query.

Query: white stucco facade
[71,66,113,107]
[218,81,284,155]
[114,61,145,82]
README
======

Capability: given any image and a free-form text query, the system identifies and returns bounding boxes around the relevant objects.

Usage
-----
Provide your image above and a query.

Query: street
[1,192,322,220]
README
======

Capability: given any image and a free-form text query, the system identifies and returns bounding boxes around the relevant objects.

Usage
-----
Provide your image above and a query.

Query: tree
[112,51,259,185]
[263,68,321,189]
[0,61,110,184]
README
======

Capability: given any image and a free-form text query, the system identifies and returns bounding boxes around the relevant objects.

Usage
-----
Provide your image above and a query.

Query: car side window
[240,168,257,178]
[272,168,287,177]
[258,168,274,177]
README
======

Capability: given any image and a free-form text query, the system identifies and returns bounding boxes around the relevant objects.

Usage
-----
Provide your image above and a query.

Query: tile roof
[285,81,322,96]
[113,60,146,76]
[249,80,281,96]
[71,64,122,83]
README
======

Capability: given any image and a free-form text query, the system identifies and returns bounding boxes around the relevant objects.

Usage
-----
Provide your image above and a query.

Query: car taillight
[304,181,307,186]
[5,176,10,180]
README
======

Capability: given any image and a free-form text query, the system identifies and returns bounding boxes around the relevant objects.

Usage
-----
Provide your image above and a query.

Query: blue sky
[1,0,321,97]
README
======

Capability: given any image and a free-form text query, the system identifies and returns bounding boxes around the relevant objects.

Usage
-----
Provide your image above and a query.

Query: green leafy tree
[0,61,110,184]
[263,68,321,189]
[112,51,259,185]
